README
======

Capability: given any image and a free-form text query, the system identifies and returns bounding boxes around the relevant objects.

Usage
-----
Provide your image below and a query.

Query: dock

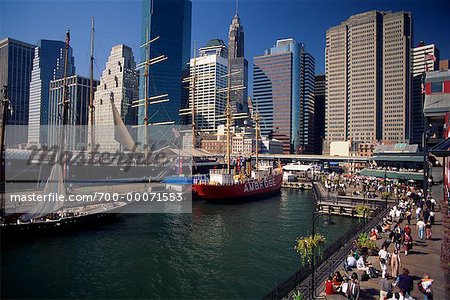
[282,181,313,190]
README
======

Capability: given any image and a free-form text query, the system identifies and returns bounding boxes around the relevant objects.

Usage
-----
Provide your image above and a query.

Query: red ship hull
[193,173,283,201]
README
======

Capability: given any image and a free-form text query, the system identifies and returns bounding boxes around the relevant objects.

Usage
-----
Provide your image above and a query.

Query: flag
[425,53,436,62]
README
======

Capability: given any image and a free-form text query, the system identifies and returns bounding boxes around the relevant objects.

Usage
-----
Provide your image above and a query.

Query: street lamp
[311,211,334,298]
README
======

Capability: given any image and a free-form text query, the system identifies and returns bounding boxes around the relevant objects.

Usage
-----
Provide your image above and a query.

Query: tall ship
[0,25,127,237]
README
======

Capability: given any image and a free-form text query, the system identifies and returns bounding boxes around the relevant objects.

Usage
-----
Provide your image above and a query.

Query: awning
[373,155,424,163]
[359,168,423,181]
[429,138,450,157]
[283,164,313,172]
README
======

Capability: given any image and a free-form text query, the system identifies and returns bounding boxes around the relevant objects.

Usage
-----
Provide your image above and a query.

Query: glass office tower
[139,0,192,130]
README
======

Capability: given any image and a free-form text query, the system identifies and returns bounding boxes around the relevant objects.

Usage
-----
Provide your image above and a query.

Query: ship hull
[0,203,126,238]
[193,173,283,201]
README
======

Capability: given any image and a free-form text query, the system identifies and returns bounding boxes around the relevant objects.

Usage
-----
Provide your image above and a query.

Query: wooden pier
[281,181,312,190]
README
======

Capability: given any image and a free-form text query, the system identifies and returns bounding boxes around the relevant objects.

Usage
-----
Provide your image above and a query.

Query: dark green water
[1,189,357,299]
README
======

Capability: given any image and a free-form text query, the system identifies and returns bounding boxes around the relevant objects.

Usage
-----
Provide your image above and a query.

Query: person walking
[429,210,435,225]
[390,249,401,278]
[378,245,390,278]
[417,218,426,240]
[425,222,432,240]
[394,268,414,298]
[403,232,413,255]
[406,210,412,225]
[419,274,434,300]
[379,277,392,300]
[416,206,422,220]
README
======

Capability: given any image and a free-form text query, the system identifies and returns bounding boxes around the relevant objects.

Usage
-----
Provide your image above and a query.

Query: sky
[1,0,449,95]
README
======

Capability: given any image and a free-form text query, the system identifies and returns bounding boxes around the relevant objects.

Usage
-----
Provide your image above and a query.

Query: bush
[294,234,326,264]
[355,232,377,250]
[355,204,370,218]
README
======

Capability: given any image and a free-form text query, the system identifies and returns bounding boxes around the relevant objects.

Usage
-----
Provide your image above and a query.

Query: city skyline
[2,0,449,97]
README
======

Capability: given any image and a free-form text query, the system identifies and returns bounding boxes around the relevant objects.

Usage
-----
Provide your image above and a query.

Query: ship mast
[60,29,70,179]
[89,17,95,155]
[191,42,197,149]
[254,111,260,171]
[132,18,169,165]
[226,60,232,174]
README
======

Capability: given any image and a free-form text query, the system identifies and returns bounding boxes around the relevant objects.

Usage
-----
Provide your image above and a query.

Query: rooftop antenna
[235,0,239,16]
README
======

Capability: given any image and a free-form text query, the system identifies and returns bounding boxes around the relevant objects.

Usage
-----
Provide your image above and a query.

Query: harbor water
[1,189,357,299]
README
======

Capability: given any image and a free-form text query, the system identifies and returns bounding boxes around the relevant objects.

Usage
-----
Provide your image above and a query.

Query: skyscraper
[253,38,315,154]
[93,44,139,151]
[324,11,412,154]
[314,75,326,154]
[139,0,191,127]
[0,38,35,145]
[411,42,440,145]
[187,40,228,133]
[299,50,315,153]
[228,11,248,117]
[48,75,98,150]
[28,40,76,145]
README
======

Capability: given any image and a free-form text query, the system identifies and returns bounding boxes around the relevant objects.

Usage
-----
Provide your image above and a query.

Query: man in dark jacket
[394,268,414,297]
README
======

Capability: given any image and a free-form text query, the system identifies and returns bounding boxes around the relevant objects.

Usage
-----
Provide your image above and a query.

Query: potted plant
[355,232,378,255]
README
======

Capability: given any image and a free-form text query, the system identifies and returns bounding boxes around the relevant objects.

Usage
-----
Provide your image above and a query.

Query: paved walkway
[318,186,446,299]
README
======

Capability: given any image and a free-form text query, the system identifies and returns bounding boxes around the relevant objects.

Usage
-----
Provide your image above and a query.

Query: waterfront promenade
[318,186,446,299]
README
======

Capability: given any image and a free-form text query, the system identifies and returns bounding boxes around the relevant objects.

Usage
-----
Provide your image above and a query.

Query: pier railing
[263,206,390,300]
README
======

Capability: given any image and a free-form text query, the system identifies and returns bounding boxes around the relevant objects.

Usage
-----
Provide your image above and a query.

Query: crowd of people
[323,184,438,300]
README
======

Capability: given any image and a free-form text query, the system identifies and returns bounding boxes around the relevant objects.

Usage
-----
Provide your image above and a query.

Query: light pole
[310,211,334,298]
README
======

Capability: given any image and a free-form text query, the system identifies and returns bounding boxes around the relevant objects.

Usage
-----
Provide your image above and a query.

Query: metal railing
[263,207,390,300]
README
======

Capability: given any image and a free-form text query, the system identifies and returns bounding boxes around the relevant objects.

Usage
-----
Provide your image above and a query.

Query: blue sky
[1,0,449,95]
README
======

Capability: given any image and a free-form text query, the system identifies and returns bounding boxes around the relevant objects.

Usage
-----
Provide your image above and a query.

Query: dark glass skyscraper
[253,39,315,154]
[0,38,35,145]
[139,0,192,127]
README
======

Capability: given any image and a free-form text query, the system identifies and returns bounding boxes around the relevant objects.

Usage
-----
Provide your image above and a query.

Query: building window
[100,99,103,105]
[108,69,111,75]
[430,82,443,93]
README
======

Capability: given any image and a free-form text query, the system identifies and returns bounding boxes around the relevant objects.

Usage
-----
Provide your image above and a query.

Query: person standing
[378,245,390,278]
[417,218,426,240]
[390,249,402,278]
[348,272,360,300]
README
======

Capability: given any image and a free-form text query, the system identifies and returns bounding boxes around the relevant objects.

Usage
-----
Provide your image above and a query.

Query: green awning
[360,169,423,180]
[372,155,424,162]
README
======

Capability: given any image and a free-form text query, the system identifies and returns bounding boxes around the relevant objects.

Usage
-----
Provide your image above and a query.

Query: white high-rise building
[188,39,228,133]
[92,44,139,151]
